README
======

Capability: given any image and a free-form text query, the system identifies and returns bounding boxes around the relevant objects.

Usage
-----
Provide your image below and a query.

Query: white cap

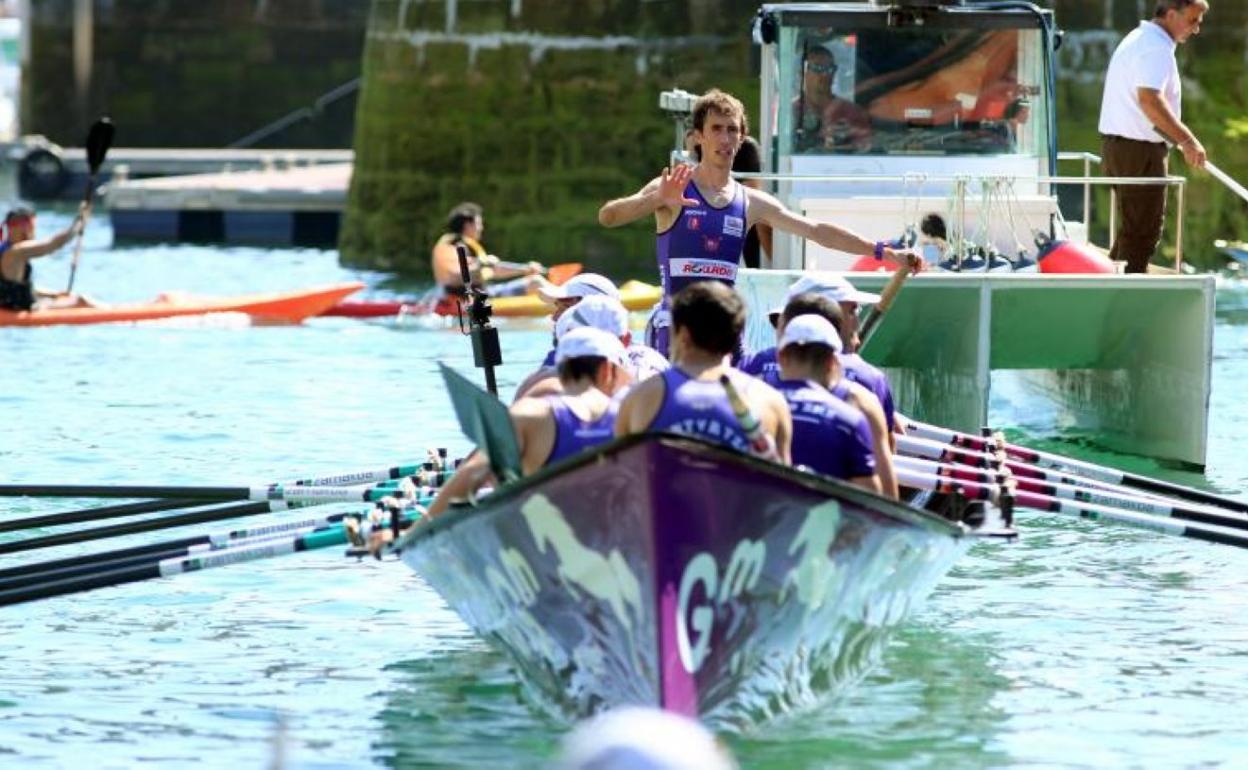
[778,313,843,353]
[786,273,880,305]
[539,273,620,303]
[556,327,627,367]
[555,294,630,339]
[557,707,736,770]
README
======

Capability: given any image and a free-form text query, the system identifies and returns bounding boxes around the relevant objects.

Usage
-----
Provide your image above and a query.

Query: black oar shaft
[0,484,250,500]
[0,498,216,533]
[0,536,206,580]
[0,501,271,556]
[0,562,160,607]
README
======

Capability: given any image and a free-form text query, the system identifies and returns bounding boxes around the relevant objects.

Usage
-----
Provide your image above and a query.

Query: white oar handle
[1209,162,1248,206]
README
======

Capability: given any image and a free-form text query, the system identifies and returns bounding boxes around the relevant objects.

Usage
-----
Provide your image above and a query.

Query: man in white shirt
[1097,0,1208,273]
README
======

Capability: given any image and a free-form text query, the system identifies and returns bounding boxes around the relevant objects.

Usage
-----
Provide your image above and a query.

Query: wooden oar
[905,420,1248,514]
[858,257,916,347]
[65,117,115,294]
[0,507,424,607]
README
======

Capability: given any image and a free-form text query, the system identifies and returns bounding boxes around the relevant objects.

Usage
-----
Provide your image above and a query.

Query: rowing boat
[398,431,1007,728]
[323,280,663,319]
[0,282,363,327]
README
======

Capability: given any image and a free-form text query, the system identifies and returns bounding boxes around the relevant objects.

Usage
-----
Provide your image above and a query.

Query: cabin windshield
[775,23,1049,159]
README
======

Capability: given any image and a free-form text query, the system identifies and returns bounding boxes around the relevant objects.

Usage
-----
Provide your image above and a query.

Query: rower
[0,205,91,311]
[616,281,792,463]
[430,201,549,298]
[597,88,920,358]
[517,294,668,400]
[532,272,622,370]
[743,273,899,433]
[427,327,629,518]
[765,292,899,498]
[773,314,881,494]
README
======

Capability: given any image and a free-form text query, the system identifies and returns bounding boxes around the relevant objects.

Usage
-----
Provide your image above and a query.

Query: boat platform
[1,137,352,201]
[102,163,350,248]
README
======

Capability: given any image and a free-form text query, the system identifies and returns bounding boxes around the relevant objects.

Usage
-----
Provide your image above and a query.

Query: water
[2,214,1247,769]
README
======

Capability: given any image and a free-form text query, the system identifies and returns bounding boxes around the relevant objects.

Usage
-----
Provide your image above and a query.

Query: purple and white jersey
[841,353,896,430]
[774,379,876,480]
[738,346,779,383]
[546,396,619,466]
[646,367,751,454]
[656,179,748,298]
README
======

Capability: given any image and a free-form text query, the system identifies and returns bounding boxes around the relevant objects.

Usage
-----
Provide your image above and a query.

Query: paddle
[0,460,448,501]
[895,454,1248,533]
[0,507,423,608]
[1208,162,1248,206]
[65,116,115,294]
[858,258,915,347]
[895,462,1248,551]
[0,480,416,505]
[904,420,1248,514]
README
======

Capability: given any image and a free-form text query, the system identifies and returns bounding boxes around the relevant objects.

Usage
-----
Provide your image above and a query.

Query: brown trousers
[1102,135,1168,273]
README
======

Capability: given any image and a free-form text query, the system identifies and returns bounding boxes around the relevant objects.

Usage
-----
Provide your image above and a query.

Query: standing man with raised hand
[1098,0,1209,274]
[597,88,918,358]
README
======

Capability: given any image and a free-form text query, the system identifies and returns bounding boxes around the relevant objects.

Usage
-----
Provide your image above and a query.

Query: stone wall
[24,0,367,148]
[341,0,760,275]
[345,0,1248,275]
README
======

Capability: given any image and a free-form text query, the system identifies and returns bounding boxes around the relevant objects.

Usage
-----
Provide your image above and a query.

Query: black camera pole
[455,245,503,397]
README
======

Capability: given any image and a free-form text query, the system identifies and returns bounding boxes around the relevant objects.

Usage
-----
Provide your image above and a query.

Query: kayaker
[425,327,629,518]
[430,201,549,297]
[769,293,899,498]
[772,314,881,494]
[742,273,899,432]
[0,205,92,311]
[616,281,792,463]
[597,88,920,357]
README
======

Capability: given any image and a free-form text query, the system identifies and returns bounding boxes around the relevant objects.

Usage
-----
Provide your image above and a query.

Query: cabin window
[777,24,1049,160]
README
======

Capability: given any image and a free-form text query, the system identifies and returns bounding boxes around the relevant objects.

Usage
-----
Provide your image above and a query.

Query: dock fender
[1036,236,1114,274]
[18,146,68,199]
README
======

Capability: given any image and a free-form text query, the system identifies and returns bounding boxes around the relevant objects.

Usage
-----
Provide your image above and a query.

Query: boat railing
[734,167,1189,270]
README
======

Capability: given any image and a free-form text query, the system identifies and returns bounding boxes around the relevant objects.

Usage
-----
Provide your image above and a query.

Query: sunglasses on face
[806,61,837,75]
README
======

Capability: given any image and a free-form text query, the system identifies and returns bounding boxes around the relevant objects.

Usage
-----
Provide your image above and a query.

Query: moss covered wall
[343,0,1245,274]
[24,0,367,148]
[341,0,760,276]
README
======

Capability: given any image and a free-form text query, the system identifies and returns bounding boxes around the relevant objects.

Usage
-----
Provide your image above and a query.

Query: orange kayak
[0,282,364,328]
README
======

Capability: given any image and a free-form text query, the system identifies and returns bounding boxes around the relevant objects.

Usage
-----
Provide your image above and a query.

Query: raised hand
[656,164,699,210]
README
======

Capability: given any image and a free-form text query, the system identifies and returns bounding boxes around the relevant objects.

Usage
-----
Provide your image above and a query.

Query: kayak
[324,280,664,319]
[0,282,364,328]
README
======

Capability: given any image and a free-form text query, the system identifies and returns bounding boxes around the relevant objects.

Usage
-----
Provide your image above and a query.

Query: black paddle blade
[438,362,522,483]
[85,117,114,173]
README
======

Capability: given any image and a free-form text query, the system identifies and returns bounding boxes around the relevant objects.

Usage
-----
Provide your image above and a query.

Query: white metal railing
[733,168,1189,270]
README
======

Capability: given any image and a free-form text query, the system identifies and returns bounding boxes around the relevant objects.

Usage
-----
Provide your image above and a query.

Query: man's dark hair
[779,341,836,372]
[781,292,844,332]
[557,356,607,383]
[671,281,745,355]
[446,202,483,235]
[1154,0,1204,17]
[5,206,34,223]
[920,213,947,241]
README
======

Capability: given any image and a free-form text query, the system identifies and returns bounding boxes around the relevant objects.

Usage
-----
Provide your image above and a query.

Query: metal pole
[1109,188,1117,251]
[1175,181,1185,271]
[1083,156,1092,230]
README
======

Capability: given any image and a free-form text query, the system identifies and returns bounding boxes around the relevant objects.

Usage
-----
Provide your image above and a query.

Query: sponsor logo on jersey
[688,217,701,231]
[668,258,739,281]
[723,215,744,237]
[703,235,721,253]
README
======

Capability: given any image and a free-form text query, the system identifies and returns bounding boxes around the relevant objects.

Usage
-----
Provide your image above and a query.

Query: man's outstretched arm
[598,165,697,228]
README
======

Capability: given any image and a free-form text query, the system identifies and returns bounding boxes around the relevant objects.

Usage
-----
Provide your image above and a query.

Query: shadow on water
[367,622,1010,770]
[370,647,563,769]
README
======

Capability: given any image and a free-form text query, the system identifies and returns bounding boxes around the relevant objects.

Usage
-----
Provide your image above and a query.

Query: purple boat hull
[400,434,989,728]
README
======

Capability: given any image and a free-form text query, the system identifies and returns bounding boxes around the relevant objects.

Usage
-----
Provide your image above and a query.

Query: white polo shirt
[1098,21,1181,143]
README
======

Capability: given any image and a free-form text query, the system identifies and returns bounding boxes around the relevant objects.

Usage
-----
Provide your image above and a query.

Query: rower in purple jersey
[746,291,899,498]
[426,327,628,518]
[772,315,879,492]
[617,282,792,462]
[598,88,921,359]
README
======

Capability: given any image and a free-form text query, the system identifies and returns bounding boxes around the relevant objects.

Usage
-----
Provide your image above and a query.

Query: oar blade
[546,262,584,286]
[438,362,522,482]
[86,117,115,173]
